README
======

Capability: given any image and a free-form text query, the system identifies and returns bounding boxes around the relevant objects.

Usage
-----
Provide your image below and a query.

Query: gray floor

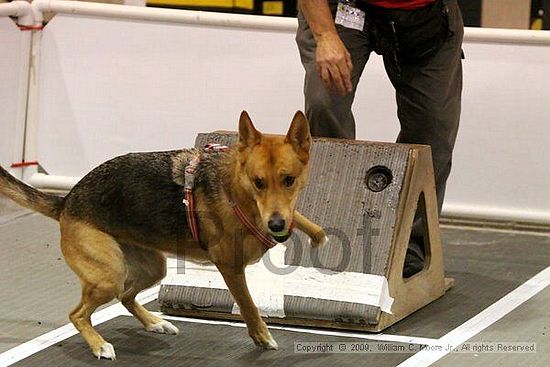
[0,199,79,354]
[0,199,548,366]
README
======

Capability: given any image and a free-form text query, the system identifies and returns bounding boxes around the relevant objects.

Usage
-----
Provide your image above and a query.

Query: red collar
[225,192,279,249]
[183,144,279,250]
[225,191,295,249]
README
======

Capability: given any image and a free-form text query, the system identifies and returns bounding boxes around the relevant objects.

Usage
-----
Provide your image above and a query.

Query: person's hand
[315,32,353,95]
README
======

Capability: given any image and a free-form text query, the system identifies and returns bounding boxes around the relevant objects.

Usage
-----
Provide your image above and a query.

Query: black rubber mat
[12,316,414,367]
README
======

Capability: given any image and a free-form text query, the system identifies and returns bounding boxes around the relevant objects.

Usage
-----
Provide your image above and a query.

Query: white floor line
[150,312,440,346]
[397,266,550,367]
[0,286,159,367]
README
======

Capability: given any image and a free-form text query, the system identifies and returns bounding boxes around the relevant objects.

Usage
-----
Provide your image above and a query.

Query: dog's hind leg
[70,284,119,360]
[119,245,179,335]
[60,217,126,360]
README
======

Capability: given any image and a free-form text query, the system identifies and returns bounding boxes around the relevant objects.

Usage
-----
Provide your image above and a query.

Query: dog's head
[236,111,311,242]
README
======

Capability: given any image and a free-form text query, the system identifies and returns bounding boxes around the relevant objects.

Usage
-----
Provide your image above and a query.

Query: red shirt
[363,0,436,9]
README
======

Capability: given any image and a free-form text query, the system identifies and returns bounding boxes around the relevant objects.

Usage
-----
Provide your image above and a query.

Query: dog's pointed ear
[285,111,311,163]
[238,111,261,150]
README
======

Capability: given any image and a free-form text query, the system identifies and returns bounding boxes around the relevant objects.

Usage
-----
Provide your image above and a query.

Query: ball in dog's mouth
[271,230,292,243]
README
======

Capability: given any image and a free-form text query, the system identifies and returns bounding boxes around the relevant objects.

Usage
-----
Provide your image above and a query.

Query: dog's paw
[308,234,329,248]
[93,342,116,360]
[259,336,279,350]
[251,329,278,350]
[145,320,179,335]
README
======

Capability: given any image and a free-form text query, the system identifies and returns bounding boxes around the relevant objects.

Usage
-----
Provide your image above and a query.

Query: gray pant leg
[383,0,464,243]
[295,9,371,139]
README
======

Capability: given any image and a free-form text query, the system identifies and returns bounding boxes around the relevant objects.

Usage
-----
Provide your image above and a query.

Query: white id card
[335,2,366,31]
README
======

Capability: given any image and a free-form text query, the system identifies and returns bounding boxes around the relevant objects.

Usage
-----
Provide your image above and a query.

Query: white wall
[447,42,550,223]
[0,18,28,177]
[34,13,550,223]
[37,14,306,177]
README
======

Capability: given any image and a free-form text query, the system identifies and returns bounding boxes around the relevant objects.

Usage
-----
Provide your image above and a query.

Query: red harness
[183,144,279,250]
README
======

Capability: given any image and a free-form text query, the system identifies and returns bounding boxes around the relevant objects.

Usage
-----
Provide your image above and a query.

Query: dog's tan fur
[0,111,326,359]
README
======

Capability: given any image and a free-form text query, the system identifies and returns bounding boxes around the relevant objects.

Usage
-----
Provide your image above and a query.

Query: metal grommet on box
[366,166,393,192]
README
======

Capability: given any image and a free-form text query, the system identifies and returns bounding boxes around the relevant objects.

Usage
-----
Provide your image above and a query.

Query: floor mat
[11,316,414,367]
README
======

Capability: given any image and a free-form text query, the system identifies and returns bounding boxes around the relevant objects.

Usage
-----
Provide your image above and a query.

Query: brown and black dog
[0,111,327,360]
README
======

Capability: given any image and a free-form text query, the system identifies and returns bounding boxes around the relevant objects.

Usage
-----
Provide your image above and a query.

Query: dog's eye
[284,176,295,187]
[254,177,265,190]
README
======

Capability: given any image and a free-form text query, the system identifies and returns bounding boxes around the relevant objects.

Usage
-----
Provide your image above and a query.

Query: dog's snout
[268,213,286,233]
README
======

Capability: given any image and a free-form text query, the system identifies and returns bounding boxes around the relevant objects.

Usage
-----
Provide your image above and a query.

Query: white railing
[31,0,296,30]
[0,1,548,43]
[466,27,550,45]
[29,0,550,45]
[28,173,79,191]
[0,1,33,26]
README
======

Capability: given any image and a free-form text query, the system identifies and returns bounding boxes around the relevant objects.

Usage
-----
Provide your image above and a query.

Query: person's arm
[299,0,353,95]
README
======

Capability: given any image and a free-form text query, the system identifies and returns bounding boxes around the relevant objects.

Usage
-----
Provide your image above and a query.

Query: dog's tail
[0,166,64,221]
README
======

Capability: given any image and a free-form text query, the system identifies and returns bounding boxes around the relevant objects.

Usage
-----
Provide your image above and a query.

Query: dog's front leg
[216,264,278,350]
[294,210,328,247]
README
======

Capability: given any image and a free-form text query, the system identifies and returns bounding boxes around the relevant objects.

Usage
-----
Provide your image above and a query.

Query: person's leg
[383,0,464,277]
[295,3,371,139]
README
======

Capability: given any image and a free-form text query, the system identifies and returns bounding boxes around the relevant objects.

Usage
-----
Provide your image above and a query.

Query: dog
[0,111,327,360]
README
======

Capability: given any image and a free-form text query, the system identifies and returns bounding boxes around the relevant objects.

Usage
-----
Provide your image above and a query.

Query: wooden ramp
[159,133,451,332]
